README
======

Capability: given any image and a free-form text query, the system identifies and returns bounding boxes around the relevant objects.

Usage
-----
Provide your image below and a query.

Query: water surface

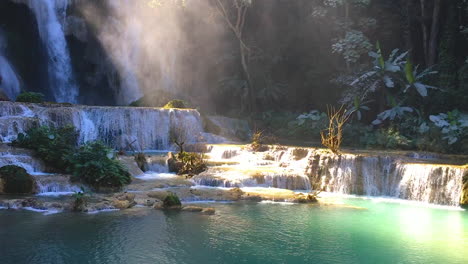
[1,198,467,264]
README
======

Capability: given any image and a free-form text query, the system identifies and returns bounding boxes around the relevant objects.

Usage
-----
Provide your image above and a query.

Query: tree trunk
[240,43,255,113]
[428,0,441,66]
[420,0,429,65]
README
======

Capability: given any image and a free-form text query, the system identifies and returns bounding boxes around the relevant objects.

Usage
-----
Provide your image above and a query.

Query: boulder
[147,190,171,200]
[112,192,136,209]
[181,206,204,212]
[0,165,36,194]
[112,200,131,209]
[117,156,145,177]
[167,152,183,173]
[201,208,215,215]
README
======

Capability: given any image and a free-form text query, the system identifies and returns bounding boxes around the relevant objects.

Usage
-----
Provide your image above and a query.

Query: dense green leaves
[13,126,131,189]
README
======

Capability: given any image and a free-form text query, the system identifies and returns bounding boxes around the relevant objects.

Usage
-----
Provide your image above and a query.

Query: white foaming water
[200,145,467,206]
[0,154,45,174]
[136,172,177,181]
[194,145,313,190]
[28,0,78,103]
[0,102,210,150]
[34,174,82,195]
[309,153,467,206]
[0,31,20,100]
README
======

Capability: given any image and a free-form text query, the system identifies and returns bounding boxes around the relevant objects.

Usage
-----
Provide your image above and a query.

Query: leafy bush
[163,99,189,109]
[0,165,35,194]
[69,142,131,189]
[13,126,131,189]
[15,92,45,103]
[175,152,207,176]
[430,110,468,145]
[13,126,77,172]
[163,192,182,208]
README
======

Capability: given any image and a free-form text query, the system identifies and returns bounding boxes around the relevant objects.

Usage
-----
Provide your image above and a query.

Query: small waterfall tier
[0,101,219,150]
[192,145,313,191]
[196,145,468,206]
[308,152,467,206]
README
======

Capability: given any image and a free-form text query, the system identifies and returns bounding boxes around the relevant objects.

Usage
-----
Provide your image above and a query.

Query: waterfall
[0,30,21,100]
[308,153,467,206]
[193,145,313,191]
[0,101,211,150]
[28,0,78,103]
[34,174,82,196]
[198,145,467,206]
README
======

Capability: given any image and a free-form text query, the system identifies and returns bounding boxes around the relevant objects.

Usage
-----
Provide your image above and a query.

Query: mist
[79,0,229,107]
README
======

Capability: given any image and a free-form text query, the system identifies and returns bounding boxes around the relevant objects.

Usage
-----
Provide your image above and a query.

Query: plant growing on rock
[13,126,132,190]
[163,192,182,209]
[163,99,189,109]
[13,125,78,172]
[15,92,45,103]
[321,105,351,154]
[69,142,132,190]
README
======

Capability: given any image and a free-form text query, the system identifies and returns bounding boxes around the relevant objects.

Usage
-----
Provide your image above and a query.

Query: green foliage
[0,165,35,194]
[430,110,468,145]
[15,92,45,103]
[163,99,189,109]
[13,126,77,172]
[163,192,181,208]
[403,60,438,97]
[69,142,131,189]
[13,126,131,189]
[332,30,372,64]
[175,151,207,176]
[129,98,144,107]
[372,106,413,125]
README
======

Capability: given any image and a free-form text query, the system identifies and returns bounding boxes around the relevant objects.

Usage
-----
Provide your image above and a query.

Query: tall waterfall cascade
[0,101,218,150]
[27,0,78,103]
[0,31,21,100]
[199,145,468,206]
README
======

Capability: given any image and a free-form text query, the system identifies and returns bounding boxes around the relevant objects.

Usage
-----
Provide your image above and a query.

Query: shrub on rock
[69,142,132,190]
[13,125,77,172]
[163,99,188,109]
[167,152,207,176]
[0,165,35,194]
[15,92,45,103]
[163,192,182,209]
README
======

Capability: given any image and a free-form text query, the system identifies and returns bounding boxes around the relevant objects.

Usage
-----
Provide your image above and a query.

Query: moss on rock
[0,165,35,194]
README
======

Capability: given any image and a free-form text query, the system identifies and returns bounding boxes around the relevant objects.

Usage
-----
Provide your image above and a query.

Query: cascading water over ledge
[201,145,468,206]
[0,101,220,150]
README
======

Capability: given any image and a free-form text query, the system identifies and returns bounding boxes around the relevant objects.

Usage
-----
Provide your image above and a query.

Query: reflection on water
[0,199,467,264]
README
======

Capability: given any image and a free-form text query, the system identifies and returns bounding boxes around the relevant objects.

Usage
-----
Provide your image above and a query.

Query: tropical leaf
[413,82,428,97]
[405,60,415,84]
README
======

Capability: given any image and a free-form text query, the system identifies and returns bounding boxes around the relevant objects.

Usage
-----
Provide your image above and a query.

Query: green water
[1,199,467,264]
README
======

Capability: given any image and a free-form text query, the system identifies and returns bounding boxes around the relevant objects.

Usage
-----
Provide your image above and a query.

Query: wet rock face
[0,165,36,194]
[461,172,468,206]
